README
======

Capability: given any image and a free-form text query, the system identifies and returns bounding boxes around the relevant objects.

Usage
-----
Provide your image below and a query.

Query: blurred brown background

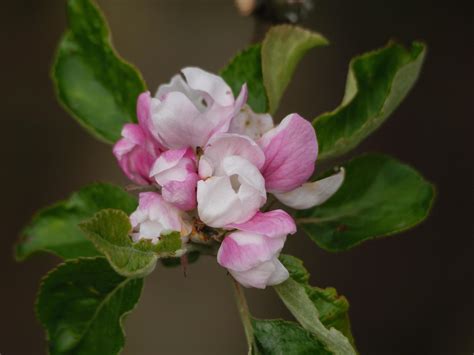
[1,0,473,354]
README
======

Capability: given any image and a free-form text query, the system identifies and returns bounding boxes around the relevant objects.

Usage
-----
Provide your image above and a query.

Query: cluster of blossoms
[114,67,344,288]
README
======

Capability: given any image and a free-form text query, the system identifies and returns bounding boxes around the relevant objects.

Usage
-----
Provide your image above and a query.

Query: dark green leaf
[297,154,435,251]
[279,254,356,347]
[314,41,426,160]
[253,319,331,355]
[53,0,146,143]
[16,183,137,261]
[262,25,328,114]
[80,209,182,277]
[37,257,143,355]
[221,44,268,113]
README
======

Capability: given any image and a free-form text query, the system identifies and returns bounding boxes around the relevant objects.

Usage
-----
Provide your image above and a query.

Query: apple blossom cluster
[113,67,344,288]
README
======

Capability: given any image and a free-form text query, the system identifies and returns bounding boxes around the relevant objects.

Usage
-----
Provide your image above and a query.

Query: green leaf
[274,278,356,355]
[221,44,267,113]
[297,153,435,251]
[37,257,143,355]
[262,25,328,114]
[16,183,137,261]
[53,0,146,143]
[80,209,182,278]
[279,254,356,348]
[253,319,331,355]
[314,41,426,160]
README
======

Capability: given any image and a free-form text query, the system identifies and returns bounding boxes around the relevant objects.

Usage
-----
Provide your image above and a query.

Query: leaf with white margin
[279,254,357,348]
[36,257,143,355]
[79,209,182,278]
[274,277,356,355]
[274,168,345,209]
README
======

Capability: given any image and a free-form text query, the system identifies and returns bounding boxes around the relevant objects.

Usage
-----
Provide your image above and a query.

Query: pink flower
[130,192,191,244]
[148,67,247,150]
[113,92,162,185]
[149,148,199,211]
[217,210,296,288]
[258,113,344,209]
[197,133,267,228]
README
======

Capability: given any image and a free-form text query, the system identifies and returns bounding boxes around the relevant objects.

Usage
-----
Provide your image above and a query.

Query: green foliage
[36,257,143,355]
[16,183,137,261]
[297,154,435,251]
[53,0,146,143]
[262,25,328,114]
[314,41,426,160]
[253,319,331,355]
[80,209,182,278]
[279,254,356,347]
[221,44,268,113]
[274,277,356,355]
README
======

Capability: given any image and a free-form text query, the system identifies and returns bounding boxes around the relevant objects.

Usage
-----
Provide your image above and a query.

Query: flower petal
[161,173,199,211]
[197,156,266,228]
[229,104,274,140]
[228,257,289,289]
[197,176,243,227]
[130,192,189,243]
[274,168,345,209]
[227,210,296,238]
[113,124,156,185]
[182,67,234,107]
[137,91,151,128]
[199,133,266,178]
[259,113,318,193]
[217,232,285,272]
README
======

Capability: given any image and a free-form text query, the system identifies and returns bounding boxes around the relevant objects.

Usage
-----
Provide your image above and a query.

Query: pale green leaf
[79,209,182,278]
[262,25,328,114]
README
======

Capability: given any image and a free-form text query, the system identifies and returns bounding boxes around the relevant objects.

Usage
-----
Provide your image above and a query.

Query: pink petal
[113,124,156,185]
[274,168,345,209]
[130,192,184,235]
[259,113,318,193]
[231,83,248,118]
[161,173,199,211]
[137,91,151,128]
[229,257,289,289]
[226,210,296,238]
[149,92,234,150]
[217,232,285,272]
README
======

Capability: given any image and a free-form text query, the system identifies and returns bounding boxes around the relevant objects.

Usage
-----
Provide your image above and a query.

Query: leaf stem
[232,279,257,355]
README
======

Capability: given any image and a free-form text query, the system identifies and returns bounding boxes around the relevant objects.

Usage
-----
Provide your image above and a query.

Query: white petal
[200,133,266,176]
[197,176,243,228]
[274,168,345,209]
[229,105,274,140]
[182,67,234,107]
